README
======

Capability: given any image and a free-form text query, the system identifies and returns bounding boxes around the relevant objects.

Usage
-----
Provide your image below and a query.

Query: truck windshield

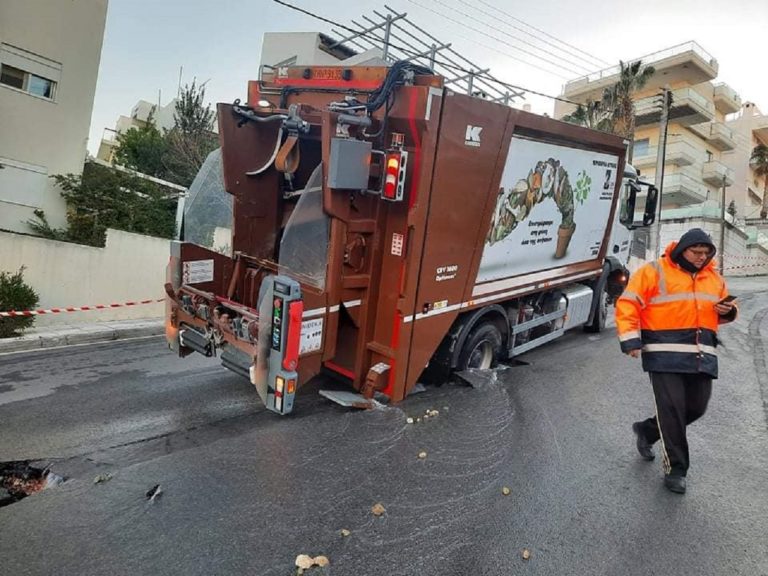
[279,164,329,290]
[183,148,233,255]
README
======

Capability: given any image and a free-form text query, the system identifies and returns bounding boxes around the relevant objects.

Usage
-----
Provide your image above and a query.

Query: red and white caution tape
[0,298,164,318]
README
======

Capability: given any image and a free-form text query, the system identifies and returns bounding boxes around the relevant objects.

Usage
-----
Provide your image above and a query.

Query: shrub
[0,267,40,338]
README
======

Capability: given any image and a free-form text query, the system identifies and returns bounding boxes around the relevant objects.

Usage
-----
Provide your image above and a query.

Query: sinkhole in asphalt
[0,461,65,508]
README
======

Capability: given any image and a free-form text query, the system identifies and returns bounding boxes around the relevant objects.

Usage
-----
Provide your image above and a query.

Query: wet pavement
[1,276,767,575]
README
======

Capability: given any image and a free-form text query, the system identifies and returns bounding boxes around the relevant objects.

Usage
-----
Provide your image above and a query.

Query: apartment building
[724,102,768,224]
[97,98,178,164]
[0,0,109,234]
[556,42,742,214]
[259,32,386,71]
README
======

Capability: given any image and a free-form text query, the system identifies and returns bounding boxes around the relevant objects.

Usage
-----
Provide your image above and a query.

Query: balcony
[562,41,718,101]
[660,172,709,206]
[702,160,735,187]
[687,121,736,150]
[632,138,699,169]
[753,114,768,145]
[635,87,715,127]
[713,83,742,114]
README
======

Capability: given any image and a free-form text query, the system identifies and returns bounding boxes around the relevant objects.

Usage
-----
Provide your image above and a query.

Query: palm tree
[750,143,768,219]
[561,99,614,133]
[605,60,655,160]
[562,60,654,160]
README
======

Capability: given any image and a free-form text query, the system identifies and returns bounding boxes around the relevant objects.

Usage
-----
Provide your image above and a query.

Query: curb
[0,320,164,354]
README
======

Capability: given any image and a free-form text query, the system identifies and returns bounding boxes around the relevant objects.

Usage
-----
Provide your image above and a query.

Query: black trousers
[635,372,712,477]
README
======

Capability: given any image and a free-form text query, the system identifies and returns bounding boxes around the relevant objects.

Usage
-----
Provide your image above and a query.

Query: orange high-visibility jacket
[615,242,737,378]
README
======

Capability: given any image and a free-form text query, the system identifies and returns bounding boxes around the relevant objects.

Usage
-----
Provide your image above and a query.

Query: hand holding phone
[717,295,737,305]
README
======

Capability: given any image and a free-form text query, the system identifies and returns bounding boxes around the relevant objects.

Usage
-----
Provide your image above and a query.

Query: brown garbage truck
[165,62,657,414]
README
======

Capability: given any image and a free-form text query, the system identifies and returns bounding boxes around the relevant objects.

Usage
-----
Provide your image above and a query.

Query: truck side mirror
[619,181,658,229]
[642,184,658,226]
[619,181,638,228]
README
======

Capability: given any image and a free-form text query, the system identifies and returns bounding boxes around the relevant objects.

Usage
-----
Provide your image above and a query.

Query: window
[27,74,55,98]
[0,44,60,101]
[634,138,650,157]
[0,63,57,99]
[1,64,25,89]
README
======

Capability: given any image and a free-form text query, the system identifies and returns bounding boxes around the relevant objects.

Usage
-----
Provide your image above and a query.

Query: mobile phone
[717,295,737,305]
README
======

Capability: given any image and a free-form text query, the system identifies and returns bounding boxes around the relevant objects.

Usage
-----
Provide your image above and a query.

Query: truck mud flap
[179,327,213,357]
[220,347,252,380]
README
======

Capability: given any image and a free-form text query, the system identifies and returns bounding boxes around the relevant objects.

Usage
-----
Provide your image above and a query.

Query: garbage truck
[164,61,658,414]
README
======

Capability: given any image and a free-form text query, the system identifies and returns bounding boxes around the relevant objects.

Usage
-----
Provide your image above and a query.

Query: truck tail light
[282,300,303,371]
[382,151,408,202]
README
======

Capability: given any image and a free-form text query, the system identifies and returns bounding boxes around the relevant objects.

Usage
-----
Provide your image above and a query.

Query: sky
[87,0,768,155]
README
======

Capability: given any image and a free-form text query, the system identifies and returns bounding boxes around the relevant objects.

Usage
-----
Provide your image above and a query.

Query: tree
[114,110,168,178]
[562,98,614,132]
[750,143,768,219]
[562,60,654,160]
[30,162,178,246]
[163,81,219,187]
[603,60,655,160]
[0,267,39,338]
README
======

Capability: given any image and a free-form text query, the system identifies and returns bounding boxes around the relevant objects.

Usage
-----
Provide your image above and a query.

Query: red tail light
[382,152,407,201]
[282,300,303,371]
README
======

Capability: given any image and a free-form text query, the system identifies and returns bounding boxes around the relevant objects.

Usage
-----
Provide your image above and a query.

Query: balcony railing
[635,87,715,127]
[713,83,742,114]
[688,121,736,150]
[632,138,700,168]
[564,41,716,92]
[661,172,709,205]
[702,160,735,187]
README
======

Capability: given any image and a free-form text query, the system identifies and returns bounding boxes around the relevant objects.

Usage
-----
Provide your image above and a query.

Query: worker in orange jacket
[615,228,737,494]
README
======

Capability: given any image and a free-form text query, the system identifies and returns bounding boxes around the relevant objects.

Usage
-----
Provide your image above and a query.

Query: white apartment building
[0,0,109,234]
[724,102,768,224]
[259,32,386,71]
[97,98,178,164]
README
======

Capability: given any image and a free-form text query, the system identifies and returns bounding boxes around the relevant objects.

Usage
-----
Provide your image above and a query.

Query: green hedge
[0,267,39,338]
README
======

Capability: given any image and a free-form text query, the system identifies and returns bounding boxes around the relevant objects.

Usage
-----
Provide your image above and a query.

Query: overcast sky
[87,0,767,154]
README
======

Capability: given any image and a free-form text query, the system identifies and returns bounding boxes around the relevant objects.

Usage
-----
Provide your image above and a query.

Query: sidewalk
[0,318,164,354]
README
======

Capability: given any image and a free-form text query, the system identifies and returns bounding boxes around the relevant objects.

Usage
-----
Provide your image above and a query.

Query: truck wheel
[584,289,608,333]
[457,322,503,371]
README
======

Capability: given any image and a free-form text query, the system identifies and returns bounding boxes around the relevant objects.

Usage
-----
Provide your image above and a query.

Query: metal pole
[649,86,671,260]
[382,15,392,61]
[719,174,727,274]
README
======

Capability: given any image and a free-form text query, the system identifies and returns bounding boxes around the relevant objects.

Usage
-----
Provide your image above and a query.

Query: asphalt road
[1,277,767,576]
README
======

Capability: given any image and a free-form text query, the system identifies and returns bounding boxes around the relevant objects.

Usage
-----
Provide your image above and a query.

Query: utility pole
[648,86,672,260]
[719,174,727,274]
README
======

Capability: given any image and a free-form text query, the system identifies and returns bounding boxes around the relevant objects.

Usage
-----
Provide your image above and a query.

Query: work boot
[664,475,686,494]
[632,422,655,461]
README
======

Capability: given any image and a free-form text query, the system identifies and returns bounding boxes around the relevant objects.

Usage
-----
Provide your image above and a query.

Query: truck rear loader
[165,62,658,414]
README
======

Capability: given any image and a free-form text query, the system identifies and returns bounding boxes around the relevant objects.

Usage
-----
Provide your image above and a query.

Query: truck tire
[457,322,503,371]
[583,289,608,333]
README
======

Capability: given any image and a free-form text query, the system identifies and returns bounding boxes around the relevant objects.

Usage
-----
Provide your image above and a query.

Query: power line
[271,0,582,106]
[414,0,595,74]
[404,0,586,75]
[475,0,611,68]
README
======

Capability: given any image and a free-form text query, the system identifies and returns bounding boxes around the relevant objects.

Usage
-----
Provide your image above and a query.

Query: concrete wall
[0,0,108,233]
[631,216,768,277]
[0,228,168,326]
